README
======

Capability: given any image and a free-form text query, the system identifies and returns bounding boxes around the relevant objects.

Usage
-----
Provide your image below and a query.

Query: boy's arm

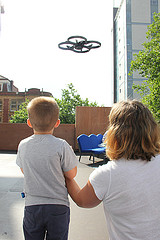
[66,178,102,208]
[64,166,77,180]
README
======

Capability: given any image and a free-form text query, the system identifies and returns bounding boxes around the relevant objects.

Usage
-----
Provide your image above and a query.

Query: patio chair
[77,134,106,163]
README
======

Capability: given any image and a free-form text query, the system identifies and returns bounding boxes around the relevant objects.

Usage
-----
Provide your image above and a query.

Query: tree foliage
[10,99,29,123]
[10,84,98,124]
[129,13,160,123]
[55,83,98,124]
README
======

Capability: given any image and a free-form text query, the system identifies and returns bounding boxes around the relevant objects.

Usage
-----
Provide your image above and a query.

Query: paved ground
[0,153,109,240]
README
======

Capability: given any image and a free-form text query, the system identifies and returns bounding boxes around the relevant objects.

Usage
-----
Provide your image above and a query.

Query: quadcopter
[58,36,101,53]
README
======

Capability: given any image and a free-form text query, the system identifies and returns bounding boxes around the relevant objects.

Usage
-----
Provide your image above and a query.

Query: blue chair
[77,134,106,163]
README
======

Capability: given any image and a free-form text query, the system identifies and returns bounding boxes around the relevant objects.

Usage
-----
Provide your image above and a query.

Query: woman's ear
[27,119,32,128]
[54,119,60,128]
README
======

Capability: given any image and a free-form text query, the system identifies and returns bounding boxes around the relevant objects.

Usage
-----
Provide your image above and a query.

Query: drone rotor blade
[58,41,75,50]
[86,41,101,49]
[84,43,93,49]
[68,36,87,43]
[72,46,90,53]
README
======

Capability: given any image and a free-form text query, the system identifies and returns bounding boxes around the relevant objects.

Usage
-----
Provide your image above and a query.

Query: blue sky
[0,0,113,106]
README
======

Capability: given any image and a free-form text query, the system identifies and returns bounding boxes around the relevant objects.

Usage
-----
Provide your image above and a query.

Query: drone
[58,36,101,53]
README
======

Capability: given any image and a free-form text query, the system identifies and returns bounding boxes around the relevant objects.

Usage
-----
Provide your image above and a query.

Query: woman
[66,100,160,240]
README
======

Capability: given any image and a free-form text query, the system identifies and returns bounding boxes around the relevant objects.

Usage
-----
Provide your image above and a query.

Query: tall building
[113,0,160,102]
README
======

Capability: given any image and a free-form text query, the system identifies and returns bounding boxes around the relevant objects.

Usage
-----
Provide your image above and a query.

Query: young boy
[16,96,78,240]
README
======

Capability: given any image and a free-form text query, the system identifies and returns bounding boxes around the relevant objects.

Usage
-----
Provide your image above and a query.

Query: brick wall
[3,99,9,122]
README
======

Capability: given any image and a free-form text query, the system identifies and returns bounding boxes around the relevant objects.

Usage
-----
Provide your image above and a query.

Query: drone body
[58,36,101,53]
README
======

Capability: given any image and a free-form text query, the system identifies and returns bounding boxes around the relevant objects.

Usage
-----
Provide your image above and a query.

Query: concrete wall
[0,107,111,151]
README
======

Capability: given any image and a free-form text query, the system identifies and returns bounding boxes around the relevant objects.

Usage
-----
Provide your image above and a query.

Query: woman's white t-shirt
[89,155,160,240]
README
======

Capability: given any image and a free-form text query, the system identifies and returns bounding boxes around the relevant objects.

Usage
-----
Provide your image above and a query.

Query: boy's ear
[54,119,60,128]
[27,119,32,128]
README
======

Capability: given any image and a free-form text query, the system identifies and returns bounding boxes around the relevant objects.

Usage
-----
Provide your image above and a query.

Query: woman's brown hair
[105,100,160,161]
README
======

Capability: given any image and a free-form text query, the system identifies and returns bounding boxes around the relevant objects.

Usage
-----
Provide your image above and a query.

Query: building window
[0,100,2,111]
[151,0,158,5]
[10,100,23,111]
[0,117,2,123]
[151,0,158,22]
[127,51,132,60]
[126,0,131,22]
[10,100,17,111]
[0,84,2,92]
[17,100,23,110]
[127,25,132,43]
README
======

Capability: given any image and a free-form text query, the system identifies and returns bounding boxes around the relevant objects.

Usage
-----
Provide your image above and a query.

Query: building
[0,75,53,123]
[113,0,160,102]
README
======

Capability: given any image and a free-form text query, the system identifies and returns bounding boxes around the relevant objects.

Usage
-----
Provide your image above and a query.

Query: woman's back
[90,155,160,240]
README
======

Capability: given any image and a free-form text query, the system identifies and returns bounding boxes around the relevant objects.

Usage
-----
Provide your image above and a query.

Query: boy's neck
[34,129,54,135]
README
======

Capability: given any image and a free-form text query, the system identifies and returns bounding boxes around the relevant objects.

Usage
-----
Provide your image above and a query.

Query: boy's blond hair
[27,97,59,132]
[105,100,160,161]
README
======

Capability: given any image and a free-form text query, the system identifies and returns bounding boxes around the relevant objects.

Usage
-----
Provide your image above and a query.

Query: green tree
[129,13,160,123]
[55,83,98,124]
[10,99,29,123]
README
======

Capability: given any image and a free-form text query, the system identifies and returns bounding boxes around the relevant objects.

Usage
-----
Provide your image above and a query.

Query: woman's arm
[66,178,102,208]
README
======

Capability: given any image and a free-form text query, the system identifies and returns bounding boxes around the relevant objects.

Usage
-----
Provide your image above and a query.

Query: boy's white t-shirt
[16,134,78,207]
[89,155,160,240]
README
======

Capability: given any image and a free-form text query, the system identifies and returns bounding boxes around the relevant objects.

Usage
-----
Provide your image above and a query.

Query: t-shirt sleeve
[16,142,23,168]
[61,140,79,172]
[89,164,111,201]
